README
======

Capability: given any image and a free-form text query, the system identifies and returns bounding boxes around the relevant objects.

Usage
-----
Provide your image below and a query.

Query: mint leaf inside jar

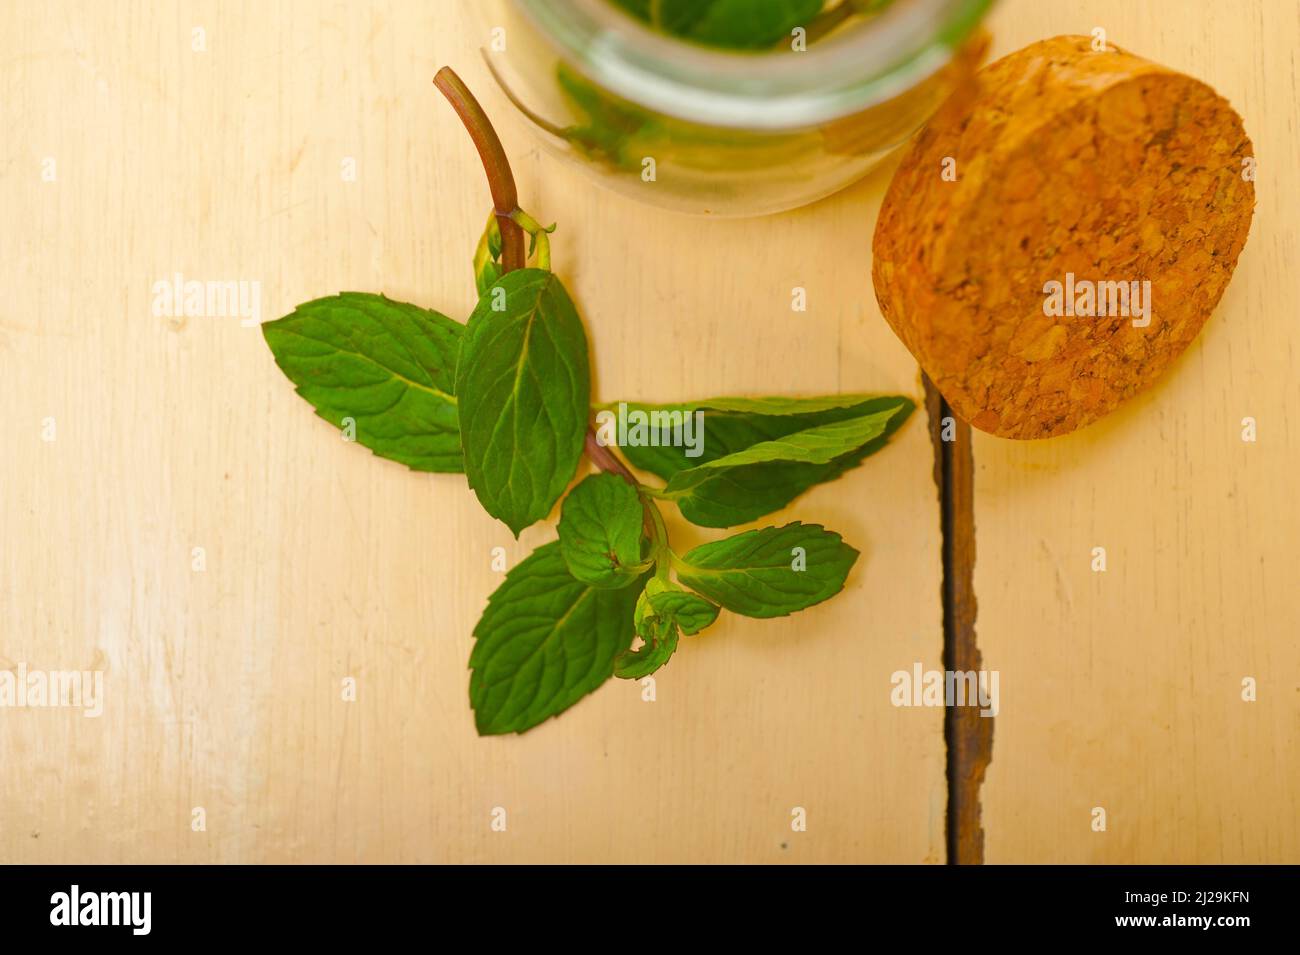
[607,0,896,50]
[479,0,989,215]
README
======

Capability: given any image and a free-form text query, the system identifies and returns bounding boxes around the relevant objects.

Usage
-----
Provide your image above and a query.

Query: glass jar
[476,0,993,217]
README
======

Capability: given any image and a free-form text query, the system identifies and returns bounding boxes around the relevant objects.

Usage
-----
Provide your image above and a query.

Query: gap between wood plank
[924,375,993,865]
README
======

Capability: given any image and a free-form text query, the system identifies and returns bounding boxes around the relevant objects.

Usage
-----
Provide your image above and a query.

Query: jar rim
[512,0,994,130]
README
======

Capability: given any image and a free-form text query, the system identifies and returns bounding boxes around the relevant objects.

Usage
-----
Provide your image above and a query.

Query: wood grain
[973,0,1300,863]
[0,0,945,863]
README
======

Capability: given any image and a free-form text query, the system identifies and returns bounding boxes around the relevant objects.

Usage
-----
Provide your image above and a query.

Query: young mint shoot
[259,67,915,736]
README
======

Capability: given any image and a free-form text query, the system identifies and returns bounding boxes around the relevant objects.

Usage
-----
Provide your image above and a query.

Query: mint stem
[437,65,639,486]
[585,429,637,484]
[433,67,525,272]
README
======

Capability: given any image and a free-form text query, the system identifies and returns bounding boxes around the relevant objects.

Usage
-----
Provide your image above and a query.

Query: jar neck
[514,0,994,130]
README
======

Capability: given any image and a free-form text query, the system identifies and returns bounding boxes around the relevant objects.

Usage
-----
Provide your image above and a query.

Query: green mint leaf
[663,459,850,527]
[475,261,503,299]
[652,0,825,49]
[455,269,591,536]
[473,216,504,297]
[614,580,720,679]
[608,0,652,20]
[635,395,890,415]
[556,63,660,171]
[607,395,909,481]
[261,293,463,472]
[470,541,641,734]
[647,589,720,635]
[630,397,913,527]
[680,404,904,469]
[633,576,671,634]
[617,577,677,677]
[658,400,907,527]
[558,473,647,588]
[675,522,858,618]
[614,613,679,680]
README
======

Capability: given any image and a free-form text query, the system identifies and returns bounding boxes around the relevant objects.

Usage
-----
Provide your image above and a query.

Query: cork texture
[873,35,1255,439]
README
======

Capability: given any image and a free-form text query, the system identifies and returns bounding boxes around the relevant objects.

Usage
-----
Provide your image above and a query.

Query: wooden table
[0,0,1293,863]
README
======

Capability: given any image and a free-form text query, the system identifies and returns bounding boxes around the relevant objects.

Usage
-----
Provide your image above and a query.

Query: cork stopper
[873,35,1255,439]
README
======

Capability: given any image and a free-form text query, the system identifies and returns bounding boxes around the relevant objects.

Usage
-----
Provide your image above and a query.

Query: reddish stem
[433,67,525,272]
[435,66,637,484]
[585,429,637,485]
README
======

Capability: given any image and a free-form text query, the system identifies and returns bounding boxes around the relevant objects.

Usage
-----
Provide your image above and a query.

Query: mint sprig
[260,67,914,735]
